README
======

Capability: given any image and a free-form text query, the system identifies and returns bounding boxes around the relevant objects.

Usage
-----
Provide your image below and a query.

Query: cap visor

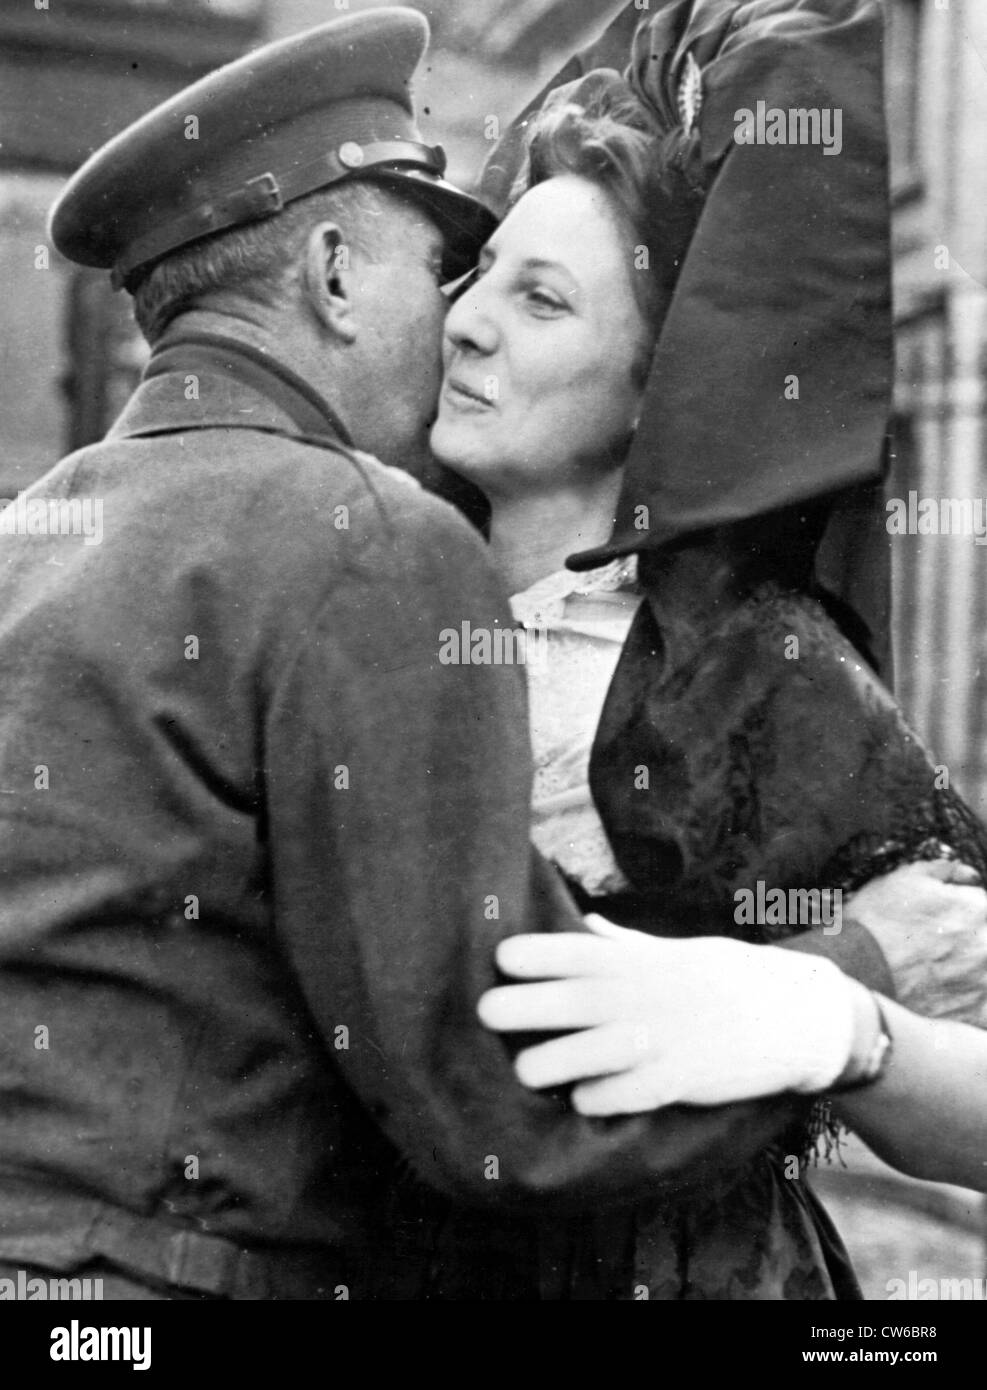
[371,170,498,279]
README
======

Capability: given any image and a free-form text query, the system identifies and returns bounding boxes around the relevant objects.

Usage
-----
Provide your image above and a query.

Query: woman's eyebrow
[480,247,574,275]
[479,246,579,293]
[518,257,580,290]
[519,257,569,273]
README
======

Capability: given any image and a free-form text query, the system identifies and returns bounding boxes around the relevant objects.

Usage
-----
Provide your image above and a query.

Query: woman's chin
[429,421,487,486]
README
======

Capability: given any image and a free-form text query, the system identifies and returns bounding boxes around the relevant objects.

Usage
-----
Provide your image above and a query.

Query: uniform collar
[108,310,353,448]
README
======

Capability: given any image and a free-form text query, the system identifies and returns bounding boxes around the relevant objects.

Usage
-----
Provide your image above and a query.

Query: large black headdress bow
[482,0,893,677]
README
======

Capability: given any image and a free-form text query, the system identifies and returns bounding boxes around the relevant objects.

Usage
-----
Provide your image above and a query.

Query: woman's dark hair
[511,78,707,382]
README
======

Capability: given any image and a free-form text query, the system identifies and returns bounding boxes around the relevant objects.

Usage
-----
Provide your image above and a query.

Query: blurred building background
[886,0,987,826]
[1,0,986,1297]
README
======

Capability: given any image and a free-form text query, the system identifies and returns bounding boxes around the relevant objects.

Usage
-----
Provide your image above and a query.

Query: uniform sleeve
[263,495,804,1209]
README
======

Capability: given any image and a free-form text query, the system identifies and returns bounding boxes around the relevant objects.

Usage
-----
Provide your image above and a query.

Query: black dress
[558,564,987,1300]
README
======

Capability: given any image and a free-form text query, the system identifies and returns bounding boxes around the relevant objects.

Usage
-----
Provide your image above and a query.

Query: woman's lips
[442,377,496,412]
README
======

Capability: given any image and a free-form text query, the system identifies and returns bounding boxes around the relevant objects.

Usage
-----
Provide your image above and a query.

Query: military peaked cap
[49,7,496,287]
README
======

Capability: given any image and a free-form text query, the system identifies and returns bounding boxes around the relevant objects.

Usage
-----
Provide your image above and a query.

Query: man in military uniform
[0,8,765,1301]
[0,8,943,1300]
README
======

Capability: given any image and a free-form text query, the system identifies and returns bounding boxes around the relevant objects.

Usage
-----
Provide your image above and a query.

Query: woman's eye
[524,285,568,314]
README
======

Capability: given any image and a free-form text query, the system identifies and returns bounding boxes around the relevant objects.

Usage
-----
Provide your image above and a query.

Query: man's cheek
[413,366,441,434]
[416,313,444,406]
[419,295,446,355]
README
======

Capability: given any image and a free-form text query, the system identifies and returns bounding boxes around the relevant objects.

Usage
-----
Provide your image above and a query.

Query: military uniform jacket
[0,312,801,1299]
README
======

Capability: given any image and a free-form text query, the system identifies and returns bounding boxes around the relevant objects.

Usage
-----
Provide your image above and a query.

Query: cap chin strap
[112,139,447,290]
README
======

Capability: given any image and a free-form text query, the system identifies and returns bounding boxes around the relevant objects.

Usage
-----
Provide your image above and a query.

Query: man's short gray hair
[131,179,394,345]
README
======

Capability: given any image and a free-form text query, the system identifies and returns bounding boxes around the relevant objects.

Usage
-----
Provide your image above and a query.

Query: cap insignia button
[338,141,365,169]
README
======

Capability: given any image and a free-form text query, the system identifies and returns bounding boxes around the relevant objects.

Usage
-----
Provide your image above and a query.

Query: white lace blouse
[510,557,642,898]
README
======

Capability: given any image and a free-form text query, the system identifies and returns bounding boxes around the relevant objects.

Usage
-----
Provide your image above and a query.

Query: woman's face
[430,173,650,498]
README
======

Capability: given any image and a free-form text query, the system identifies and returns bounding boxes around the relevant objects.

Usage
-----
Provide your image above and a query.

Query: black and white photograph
[0,0,986,1356]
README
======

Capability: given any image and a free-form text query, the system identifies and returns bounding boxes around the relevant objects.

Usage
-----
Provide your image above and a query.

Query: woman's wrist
[773,951,894,1095]
[832,985,893,1091]
[784,952,859,1094]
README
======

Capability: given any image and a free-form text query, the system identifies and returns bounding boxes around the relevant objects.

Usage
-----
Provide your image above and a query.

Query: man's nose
[444,275,499,357]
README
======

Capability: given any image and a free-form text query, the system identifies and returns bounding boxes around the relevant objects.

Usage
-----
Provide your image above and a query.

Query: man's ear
[303,221,357,343]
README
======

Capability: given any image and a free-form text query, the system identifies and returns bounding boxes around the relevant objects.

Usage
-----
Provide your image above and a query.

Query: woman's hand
[847,860,987,1026]
[478,917,861,1114]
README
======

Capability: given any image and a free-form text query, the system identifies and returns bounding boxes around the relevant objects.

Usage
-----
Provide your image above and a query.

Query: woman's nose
[444,273,499,357]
